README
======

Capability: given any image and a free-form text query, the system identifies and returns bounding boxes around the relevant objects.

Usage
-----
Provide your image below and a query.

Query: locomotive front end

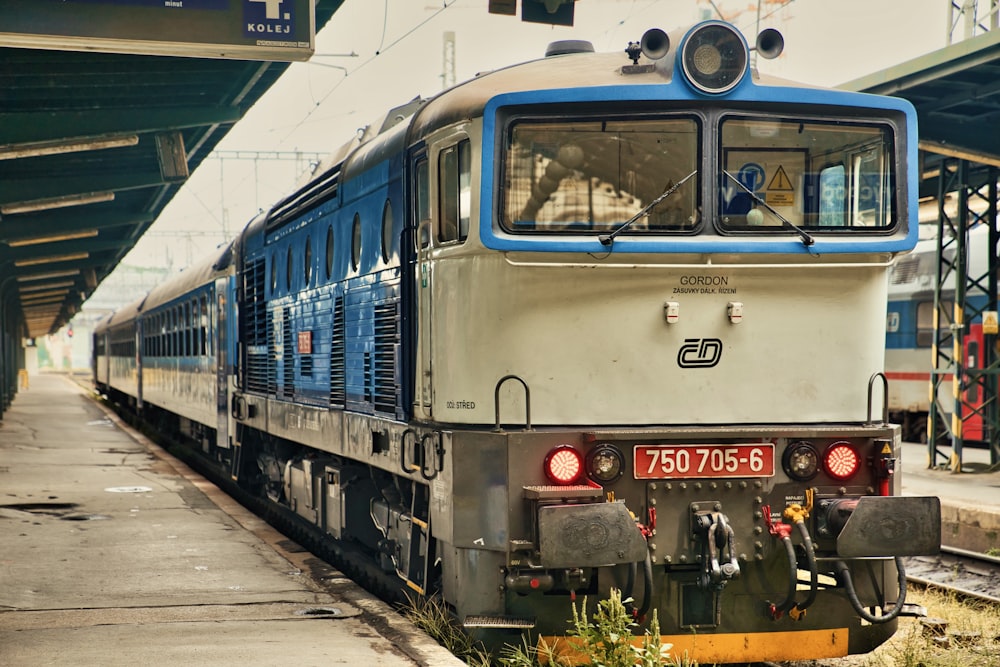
[423,20,941,663]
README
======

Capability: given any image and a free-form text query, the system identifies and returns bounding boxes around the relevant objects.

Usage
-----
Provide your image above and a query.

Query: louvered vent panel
[267,309,277,394]
[373,299,400,415]
[282,312,294,397]
[243,258,270,393]
[329,295,346,407]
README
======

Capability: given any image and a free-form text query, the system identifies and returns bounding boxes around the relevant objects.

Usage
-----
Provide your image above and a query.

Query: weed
[400,592,492,666]
[403,588,699,666]
[498,589,696,667]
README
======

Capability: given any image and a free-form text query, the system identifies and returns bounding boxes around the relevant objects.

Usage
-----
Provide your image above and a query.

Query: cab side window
[438,139,470,244]
[416,157,430,248]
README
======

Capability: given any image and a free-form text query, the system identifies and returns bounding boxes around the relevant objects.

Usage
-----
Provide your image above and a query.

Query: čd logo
[677,338,723,368]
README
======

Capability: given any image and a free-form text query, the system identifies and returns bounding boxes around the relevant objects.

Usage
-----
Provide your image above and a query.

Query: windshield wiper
[599,169,698,247]
[722,169,814,247]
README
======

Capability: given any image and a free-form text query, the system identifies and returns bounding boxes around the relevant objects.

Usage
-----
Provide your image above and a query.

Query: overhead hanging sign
[0,0,316,62]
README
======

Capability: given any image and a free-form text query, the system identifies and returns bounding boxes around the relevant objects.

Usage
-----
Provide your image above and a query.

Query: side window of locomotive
[304,236,312,286]
[351,213,362,270]
[415,158,430,248]
[325,225,334,280]
[719,117,895,231]
[503,117,700,233]
[438,139,470,244]
[270,253,277,294]
[916,299,953,347]
[381,200,393,262]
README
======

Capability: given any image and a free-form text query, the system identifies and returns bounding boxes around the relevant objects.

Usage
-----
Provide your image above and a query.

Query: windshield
[502,117,700,233]
[719,116,896,231]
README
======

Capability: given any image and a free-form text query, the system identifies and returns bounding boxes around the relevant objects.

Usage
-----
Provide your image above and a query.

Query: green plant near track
[401,592,493,666]
[404,589,698,667]
[498,589,697,667]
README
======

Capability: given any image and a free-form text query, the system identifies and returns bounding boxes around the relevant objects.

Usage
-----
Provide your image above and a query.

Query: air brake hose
[623,562,637,617]
[637,548,654,620]
[790,521,819,617]
[834,557,907,624]
[625,561,637,601]
[772,534,799,616]
[779,491,817,619]
[761,504,798,618]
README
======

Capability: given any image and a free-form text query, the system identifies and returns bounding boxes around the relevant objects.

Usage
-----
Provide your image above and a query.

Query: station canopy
[842,29,1000,197]
[0,0,344,340]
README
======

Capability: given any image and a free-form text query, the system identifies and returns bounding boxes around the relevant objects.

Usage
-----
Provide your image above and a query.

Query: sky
[92,0,956,301]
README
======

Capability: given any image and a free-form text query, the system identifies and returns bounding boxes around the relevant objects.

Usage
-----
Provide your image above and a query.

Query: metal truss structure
[929,158,1000,470]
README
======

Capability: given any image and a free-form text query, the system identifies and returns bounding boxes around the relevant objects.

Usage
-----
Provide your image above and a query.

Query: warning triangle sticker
[881,443,893,455]
[767,165,794,191]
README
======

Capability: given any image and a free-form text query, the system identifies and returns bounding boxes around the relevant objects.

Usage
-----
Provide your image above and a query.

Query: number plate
[633,444,775,480]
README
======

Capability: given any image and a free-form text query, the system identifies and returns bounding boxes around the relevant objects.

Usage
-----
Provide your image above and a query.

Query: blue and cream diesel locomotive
[94,21,941,663]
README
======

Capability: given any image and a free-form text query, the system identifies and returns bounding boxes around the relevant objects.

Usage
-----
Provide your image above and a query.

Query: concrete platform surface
[900,440,1000,553]
[0,373,462,667]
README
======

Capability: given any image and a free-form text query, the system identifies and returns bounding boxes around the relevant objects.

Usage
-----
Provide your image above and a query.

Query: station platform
[900,440,1000,554]
[0,373,462,667]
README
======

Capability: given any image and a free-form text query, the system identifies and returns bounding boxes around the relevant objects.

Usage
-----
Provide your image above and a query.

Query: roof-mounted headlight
[681,22,748,94]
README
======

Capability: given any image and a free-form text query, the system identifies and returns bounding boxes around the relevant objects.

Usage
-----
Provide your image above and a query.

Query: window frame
[498,112,702,236]
[716,113,899,234]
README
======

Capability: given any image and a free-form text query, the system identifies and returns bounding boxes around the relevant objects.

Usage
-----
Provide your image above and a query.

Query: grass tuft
[400,592,492,666]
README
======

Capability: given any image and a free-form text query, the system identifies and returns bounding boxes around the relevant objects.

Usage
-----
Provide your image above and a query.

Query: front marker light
[587,444,624,484]
[824,441,861,481]
[545,445,583,485]
[783,440,819,482]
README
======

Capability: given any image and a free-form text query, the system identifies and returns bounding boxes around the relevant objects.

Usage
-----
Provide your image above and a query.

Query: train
[886,223,996,446]
[93,20,941,664]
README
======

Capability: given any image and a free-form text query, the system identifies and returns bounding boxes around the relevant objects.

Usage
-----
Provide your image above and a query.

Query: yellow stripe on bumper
[539,628,849,664]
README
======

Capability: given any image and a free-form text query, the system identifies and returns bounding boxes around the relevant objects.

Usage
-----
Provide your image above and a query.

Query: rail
[904,545,1000,605]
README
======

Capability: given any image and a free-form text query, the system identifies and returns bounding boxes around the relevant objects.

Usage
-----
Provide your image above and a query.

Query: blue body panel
[243,147,407,420]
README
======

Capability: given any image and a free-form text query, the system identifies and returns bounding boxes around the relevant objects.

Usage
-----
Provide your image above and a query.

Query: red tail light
[823,442,860,480]
[544,445,583,485]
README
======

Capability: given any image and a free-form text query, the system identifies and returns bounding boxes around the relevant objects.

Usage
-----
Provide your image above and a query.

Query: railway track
[904,544,1000,604]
